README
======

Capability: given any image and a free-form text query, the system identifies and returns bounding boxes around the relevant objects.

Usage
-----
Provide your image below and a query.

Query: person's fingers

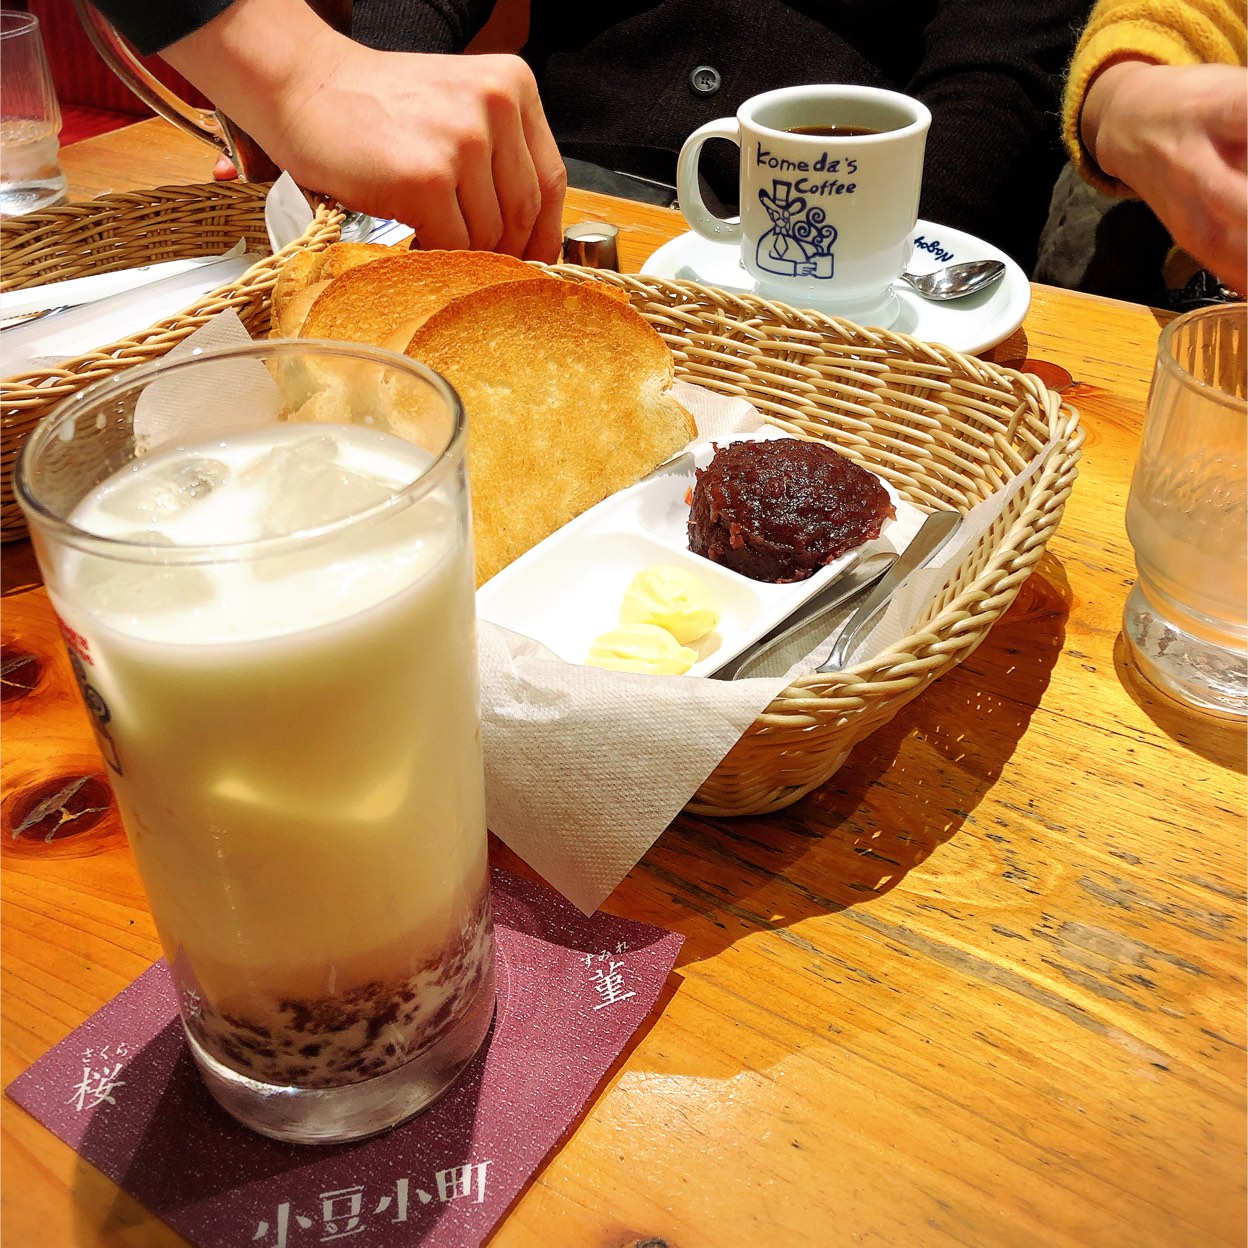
[1177,140,1248,291]
[272,48,565,259]
[213,154,239,181]
[1195,212,1248,295]
[399,166,472,252]
[473,58,558,259]
[452,122,511,252]
[456,164,509,252]
[516,92,567,263]
[486,107,543,257]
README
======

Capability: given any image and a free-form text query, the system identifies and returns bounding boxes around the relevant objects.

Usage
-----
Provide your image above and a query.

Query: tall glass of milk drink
[1123,303,1247,719]
[15,340,495,1143]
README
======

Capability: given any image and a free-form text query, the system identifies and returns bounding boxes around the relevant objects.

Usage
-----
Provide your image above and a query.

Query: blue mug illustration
[756,180,838,280]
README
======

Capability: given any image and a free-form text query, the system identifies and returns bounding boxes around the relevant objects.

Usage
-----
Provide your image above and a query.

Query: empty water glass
[0,10,67,216]
[1123,303,1248,718]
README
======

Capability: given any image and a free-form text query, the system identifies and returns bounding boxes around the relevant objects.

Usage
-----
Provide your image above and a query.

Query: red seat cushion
[58,102,139,145]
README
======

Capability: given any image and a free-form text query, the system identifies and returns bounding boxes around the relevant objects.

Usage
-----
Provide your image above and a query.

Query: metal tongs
[817,510,961,672]
[724,509,962,680]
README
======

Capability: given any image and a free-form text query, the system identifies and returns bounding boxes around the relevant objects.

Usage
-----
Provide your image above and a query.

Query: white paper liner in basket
[129,318,1054,913]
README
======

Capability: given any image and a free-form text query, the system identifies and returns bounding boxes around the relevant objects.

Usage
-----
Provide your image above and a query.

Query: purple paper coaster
[6,867,682,1247]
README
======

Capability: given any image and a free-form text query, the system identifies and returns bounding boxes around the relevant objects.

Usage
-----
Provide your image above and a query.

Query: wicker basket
[545,263,1083,817]
[1,182,344,540]
[2,206,1080,815]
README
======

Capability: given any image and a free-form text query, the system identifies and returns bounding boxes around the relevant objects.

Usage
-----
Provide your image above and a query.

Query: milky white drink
[50,423,494,1126]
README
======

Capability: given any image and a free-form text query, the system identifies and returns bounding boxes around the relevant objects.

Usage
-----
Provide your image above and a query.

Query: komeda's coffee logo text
[750,140,865,281]
[754,143,858,197]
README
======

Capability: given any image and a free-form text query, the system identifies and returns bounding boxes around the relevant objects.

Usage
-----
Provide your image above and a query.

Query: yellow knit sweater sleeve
[1062,0,1248,195]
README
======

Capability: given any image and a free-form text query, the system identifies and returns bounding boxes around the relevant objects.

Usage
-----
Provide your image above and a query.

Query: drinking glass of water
[1123,303,1248,718]
[0,9,67,215]
[15,341,496,1143]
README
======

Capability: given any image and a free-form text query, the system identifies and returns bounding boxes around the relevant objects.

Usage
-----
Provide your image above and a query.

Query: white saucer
[640,220,1030,355]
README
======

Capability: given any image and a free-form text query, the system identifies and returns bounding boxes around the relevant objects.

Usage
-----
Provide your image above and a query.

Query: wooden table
[3,118,1245,1248]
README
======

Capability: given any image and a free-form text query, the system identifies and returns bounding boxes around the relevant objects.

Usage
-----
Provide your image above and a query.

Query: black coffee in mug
[786,123,887,137]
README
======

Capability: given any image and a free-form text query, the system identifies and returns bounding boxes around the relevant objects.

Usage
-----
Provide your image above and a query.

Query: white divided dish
[476,432,928,677]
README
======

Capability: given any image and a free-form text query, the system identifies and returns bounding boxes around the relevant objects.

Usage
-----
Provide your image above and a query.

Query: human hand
[1082,61,1248,294]
[162,0,566,262]
[269,44,568,262]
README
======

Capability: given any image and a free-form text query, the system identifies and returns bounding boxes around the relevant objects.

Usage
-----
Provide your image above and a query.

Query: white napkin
[0,241,248,323]
[265,172,315,253]
[480,622,787,911]
[0,251,258,378]
[1,177,311,381]
[132,309,280,451]
[120,317,1045,915]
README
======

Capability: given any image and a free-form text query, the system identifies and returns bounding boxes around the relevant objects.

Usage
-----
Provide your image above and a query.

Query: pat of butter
[586,623,699,675]
[620,564,719,644]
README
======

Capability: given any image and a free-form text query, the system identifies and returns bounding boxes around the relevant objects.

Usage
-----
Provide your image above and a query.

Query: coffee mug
[677,85,931,327]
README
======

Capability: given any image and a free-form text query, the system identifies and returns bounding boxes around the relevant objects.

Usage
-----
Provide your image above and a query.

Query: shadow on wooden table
[1,539,43,597]
[626,554,1073,962]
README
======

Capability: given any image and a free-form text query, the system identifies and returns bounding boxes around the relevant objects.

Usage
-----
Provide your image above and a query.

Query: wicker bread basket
[544,264,1082,817]
[1,182,344,540]
[2,201,1080,815]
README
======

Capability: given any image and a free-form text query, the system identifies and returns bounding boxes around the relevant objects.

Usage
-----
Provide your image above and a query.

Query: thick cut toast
[271,242,398,338]
[403,278,695,585]
[299,250,542,352]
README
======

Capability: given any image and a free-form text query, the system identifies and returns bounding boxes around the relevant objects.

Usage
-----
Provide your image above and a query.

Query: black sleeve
[86,0,238,55]
[350,0,499,52]
[908,0,1095,273]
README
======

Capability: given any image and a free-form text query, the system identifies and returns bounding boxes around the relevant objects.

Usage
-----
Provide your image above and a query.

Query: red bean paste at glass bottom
[687,440,896,583]
[174,887,494,1089]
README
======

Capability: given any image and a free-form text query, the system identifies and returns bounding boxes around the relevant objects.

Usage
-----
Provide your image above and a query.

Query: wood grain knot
[6,774,115,846]
[999,357,1076,392]
[0,643,43,702]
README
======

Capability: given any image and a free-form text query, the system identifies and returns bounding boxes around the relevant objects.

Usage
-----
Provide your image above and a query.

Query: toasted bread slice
[272,242,403,339]
[271,249,324,338]
[273,278,332,339]
[403,278,696,585]
[315,241,397,282]
[300,250,542,353]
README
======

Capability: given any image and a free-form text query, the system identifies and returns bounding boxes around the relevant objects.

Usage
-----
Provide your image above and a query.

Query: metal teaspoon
[899,259,1006,302]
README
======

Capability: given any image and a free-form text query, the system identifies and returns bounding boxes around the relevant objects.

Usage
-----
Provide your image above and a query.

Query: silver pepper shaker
[561,222,620,270]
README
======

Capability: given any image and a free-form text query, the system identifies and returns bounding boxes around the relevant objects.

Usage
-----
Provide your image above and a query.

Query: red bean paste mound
[687,439,896,583]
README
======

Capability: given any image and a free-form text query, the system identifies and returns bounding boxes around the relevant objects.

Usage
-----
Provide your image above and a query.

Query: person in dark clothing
[352,0,1094,273]
[87,0,569,261]
[89,0,1092,272]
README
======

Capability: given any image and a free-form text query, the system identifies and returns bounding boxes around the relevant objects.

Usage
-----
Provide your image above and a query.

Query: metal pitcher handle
[72,0,351,185]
